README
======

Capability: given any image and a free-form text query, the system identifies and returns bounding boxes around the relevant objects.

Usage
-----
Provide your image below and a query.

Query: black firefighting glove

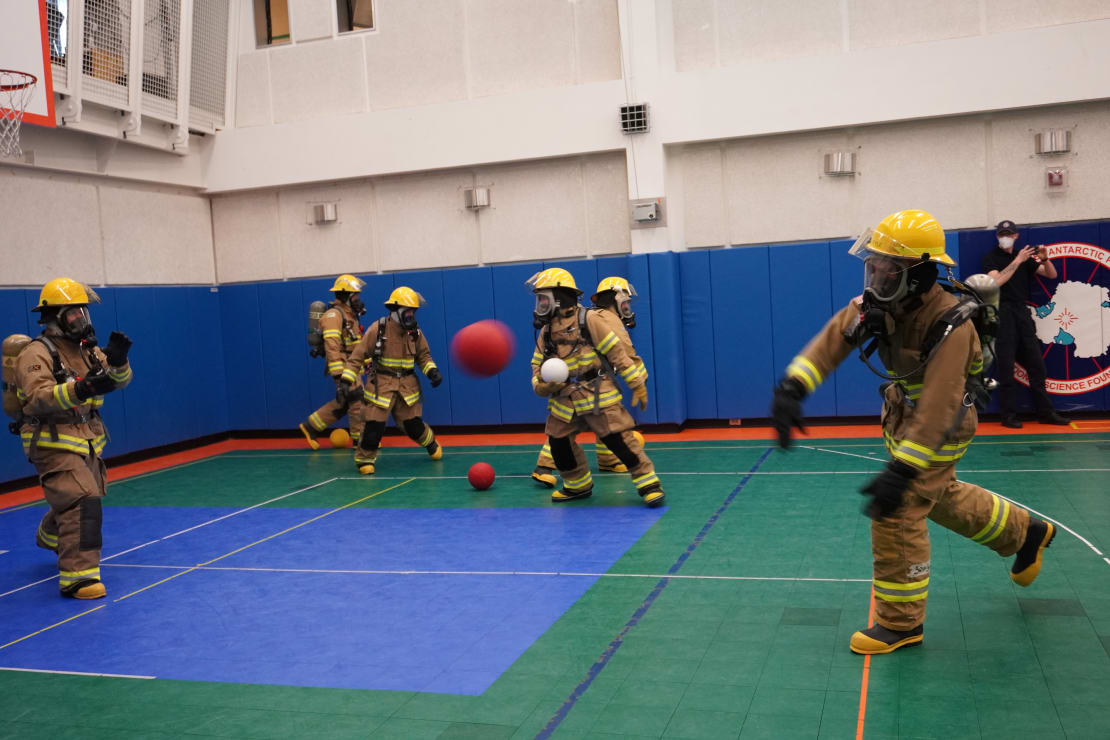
[104,331,133,367]
[770,377,807,449]
[427,368,443,388]
[74,370,117,400]
[860,459,918,521]
[336,379,363,405]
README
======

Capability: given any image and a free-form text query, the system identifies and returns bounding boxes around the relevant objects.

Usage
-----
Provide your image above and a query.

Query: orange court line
[0,419,1101,511]
[856,592,877,740]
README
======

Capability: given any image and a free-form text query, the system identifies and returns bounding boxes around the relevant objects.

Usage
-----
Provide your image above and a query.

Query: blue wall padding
[647,252,686,424]
[491,262,548,425]
[710,247,774,420]
[219,284,269,430]
[186,287,229,437]
[3,220,1109,486]
[678,251,718,419]
[828,240,881,416]
[0,290,35,483]
[442,267,501,426]
[769,242,837,417]
[625,254,657,425]
[257,283,310,430]
[392,270,451,427]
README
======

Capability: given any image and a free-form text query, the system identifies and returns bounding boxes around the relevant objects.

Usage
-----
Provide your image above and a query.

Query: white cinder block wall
[2,0,1108,287]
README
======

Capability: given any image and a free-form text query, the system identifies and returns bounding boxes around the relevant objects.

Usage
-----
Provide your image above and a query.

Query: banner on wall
[1014,241,1110,395]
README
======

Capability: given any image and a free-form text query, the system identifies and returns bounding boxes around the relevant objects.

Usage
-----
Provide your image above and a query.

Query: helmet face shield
[534,290,555,319]
[394,307,418,330]
[58,305,94,341]
[863,254,913,303]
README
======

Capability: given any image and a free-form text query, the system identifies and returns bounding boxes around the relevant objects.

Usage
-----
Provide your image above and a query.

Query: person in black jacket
[981,220,1069,428]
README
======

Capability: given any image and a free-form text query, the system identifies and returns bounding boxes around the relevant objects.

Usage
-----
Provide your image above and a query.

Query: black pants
[994,302,1055,417]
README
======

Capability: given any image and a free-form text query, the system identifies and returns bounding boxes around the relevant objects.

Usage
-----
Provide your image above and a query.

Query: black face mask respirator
[57,306,98,346]
[391,307,419,331]
[349,296,365,316]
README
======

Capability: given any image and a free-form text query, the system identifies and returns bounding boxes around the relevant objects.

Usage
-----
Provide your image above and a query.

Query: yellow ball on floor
[329,428,351,448]
[632,430,645,447]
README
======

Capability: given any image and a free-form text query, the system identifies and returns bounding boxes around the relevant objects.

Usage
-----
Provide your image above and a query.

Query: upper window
[254,0,290,47]
[336,0,373,34]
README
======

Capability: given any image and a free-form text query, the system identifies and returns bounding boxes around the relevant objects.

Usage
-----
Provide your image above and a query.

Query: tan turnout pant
[33,447,107,592]
[872,462,1030,631]
[544,402,658,495]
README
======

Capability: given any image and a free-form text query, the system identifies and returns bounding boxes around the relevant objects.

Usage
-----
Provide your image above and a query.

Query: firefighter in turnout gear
[298,274,367,449]
[532,276,648,486]
[771,210,1056,655]
[528,268,662,507]
[14,278,133,599]
[341,286,444,474]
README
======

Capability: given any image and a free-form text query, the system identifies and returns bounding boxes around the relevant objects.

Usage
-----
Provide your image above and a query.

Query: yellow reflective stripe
[595,442,611,454]
[621,363,647,383]
[895,380,923,400]
[418,427,434,446]
[92,435,107,455]
[15,388,27,400]
[531,351,544,366]
[326,362,344,374]
[596,332,618,354]
[932,439,971,462]
[541,444,552,454]
[362,391,392,408]
[971,495,1011,544]
[108,367,131,383]
[87,397,105,408]
[564,471,593,489]
[874,578,929,591]
[58,568,101,585]
[634,473,660,489]
[309,413,327,430]
[340,368,358,384]
[322,330,341,338]
[422,361,436,374]
[20,432,95,454]
[786,356,821,394]
[969,358,984,374]
[531,376,539,387]
[548,399,574,421]
[53,382,77,410]
[37,526,57,545]
[403,391,422,405]
[893,440,933,469]
[874,590,929,603]
[379,357,415,368]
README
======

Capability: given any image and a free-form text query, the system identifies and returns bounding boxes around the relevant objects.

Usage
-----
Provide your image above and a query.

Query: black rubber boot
[849,624,923,655]
[1011,519,1056,587]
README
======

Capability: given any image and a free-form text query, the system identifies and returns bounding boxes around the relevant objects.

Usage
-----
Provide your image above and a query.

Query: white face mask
[998,236,1015,251]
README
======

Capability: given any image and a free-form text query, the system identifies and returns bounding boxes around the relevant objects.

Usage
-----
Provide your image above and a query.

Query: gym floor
[1,423,1108,739]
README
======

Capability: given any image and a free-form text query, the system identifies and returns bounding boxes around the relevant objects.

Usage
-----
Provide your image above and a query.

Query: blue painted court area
[0,503,663,694]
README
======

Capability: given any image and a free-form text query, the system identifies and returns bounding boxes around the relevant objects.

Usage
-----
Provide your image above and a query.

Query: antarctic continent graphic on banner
[1016,242,1110,394]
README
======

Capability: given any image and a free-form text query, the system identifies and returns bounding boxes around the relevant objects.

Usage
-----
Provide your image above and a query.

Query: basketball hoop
[0,70,38,158]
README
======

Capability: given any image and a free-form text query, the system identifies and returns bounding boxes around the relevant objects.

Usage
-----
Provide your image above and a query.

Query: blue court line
[536,447,775,739]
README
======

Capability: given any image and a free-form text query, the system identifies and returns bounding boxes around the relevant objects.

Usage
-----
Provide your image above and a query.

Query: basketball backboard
[0,0,56,127]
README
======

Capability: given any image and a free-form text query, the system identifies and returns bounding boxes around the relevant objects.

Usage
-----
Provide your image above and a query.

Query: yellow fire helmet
[525,267,581,295]
[849,209,955,267]
[329,274,366,293]
[593,276,637,302]
[31,277,101,312]
[385,286,425,309]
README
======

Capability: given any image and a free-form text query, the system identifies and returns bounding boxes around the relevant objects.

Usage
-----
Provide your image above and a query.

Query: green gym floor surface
[1,432,1108,739]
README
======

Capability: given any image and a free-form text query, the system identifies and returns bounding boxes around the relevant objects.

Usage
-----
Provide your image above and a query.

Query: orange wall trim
[0,420,1094,511]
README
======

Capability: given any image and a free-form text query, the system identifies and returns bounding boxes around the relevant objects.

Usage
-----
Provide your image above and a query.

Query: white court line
[98,563,870,583]
[803,445,1109,564]
[0,477,340,600]
[0,666,153,679]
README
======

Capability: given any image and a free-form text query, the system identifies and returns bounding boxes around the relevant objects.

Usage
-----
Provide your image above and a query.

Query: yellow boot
[552,487,592,502]
[1011,520,1056,587]
[849,624,923,655]
[355,452,376,475]
[427,441,443,460]
[598,462,628,473]
[63,580,107,600]
[532,467,557,488]
[298,423,320,451]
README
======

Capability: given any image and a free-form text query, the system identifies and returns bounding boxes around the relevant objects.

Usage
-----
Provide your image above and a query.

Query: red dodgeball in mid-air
[450,319,515,377]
